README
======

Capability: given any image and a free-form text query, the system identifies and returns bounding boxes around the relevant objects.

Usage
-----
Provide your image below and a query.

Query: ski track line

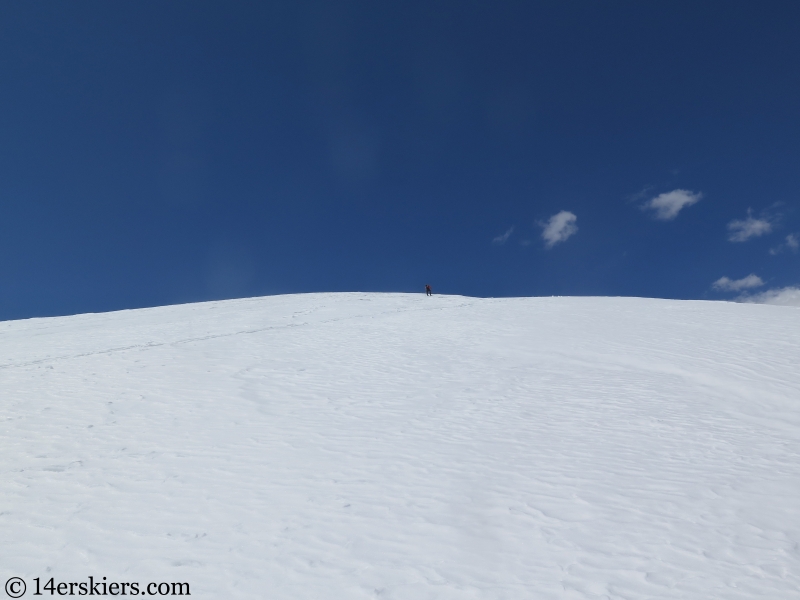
[0,300,476,372]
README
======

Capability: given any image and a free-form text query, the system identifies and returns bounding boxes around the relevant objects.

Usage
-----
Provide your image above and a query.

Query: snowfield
[1,293,799,599]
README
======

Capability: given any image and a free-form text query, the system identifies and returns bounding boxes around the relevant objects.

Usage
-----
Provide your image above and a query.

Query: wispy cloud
[641,189,702,220]
[770,233,798,255]
[492,226,514,245]
[738,286,800,307]
[540,211,577,248]
[712,274,764,292]
[727,209,773,242]
[626,185,654,203]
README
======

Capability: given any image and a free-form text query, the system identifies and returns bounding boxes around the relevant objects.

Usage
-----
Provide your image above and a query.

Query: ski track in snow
[1,293,799,599]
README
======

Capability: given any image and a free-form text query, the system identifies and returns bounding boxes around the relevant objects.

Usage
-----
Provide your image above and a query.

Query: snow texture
[1,293,799,599]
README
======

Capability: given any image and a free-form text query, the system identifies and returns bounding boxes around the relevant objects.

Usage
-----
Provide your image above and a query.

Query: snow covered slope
[1,293,799,599]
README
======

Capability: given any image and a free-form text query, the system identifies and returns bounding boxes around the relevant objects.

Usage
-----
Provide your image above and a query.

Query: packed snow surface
[1,293,799,599]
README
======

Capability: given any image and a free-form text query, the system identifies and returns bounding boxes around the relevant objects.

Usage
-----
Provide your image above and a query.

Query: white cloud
[492,226,514,245]
[540,211,577,248]
[771,233,799,255]
[739,286,800,307]
[641,189,702,220]
[712,274,764,292]
[727,210,773,242]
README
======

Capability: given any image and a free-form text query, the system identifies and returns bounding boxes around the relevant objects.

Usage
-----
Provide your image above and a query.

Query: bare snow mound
[1,293,799,599]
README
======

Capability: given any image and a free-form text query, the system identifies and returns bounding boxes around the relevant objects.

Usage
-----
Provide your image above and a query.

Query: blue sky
[1,1,799,319]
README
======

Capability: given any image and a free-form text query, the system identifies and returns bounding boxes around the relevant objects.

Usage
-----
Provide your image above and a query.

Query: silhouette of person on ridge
[425,284,432,296]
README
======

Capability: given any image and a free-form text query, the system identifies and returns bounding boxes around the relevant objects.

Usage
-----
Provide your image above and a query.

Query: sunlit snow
[2,293,799,598]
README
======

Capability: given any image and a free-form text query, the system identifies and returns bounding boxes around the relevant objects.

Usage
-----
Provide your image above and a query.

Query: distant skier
[425,284,432,296]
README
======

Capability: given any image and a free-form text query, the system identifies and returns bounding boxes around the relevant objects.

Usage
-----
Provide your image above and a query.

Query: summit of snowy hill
[2,293,799,599]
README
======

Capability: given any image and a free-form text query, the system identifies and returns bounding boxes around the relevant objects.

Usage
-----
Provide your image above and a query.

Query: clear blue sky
[1,1,798,319]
